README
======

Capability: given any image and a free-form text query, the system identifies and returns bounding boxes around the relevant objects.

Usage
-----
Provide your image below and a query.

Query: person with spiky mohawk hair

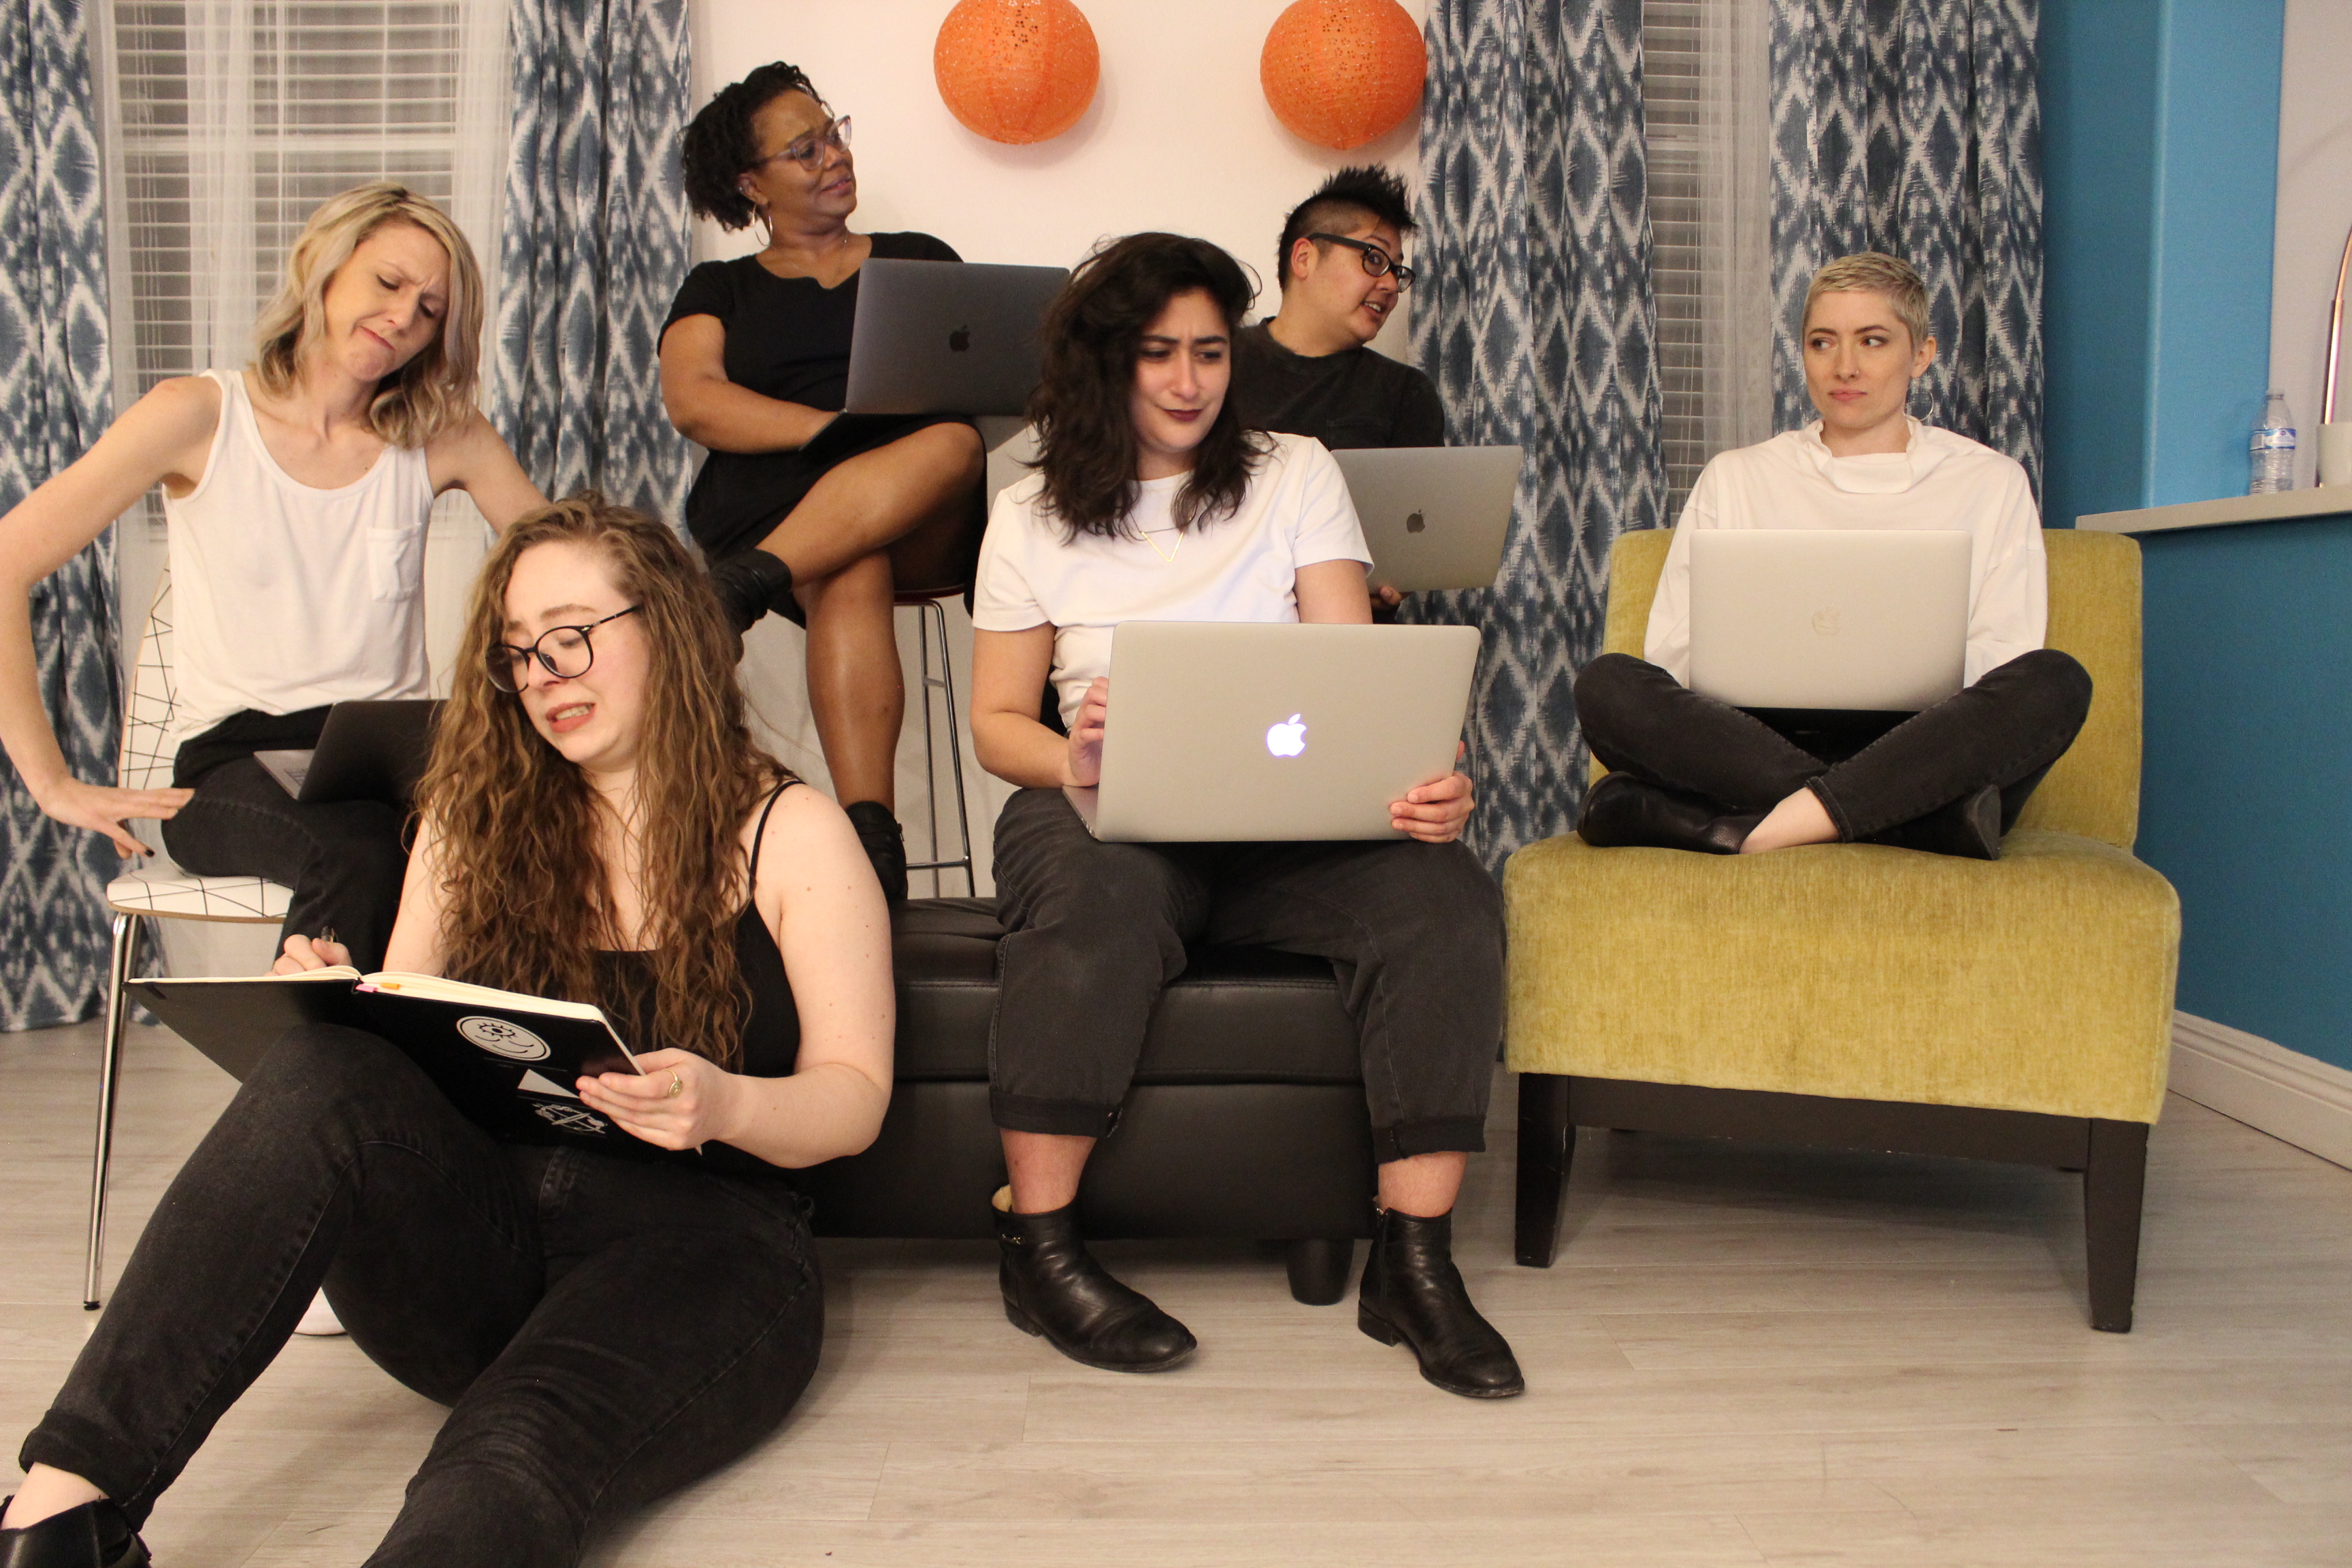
[1229,163,1446,453]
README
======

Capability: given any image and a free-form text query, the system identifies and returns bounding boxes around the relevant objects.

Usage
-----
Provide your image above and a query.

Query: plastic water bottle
[2250,391,2297,494]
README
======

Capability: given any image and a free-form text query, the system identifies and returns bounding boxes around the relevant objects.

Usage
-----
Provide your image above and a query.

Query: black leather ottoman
[789,898,1377,1303]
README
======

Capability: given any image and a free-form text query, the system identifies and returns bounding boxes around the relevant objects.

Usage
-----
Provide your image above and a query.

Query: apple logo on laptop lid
[949,325,971,353]
[1266,714,1307,757]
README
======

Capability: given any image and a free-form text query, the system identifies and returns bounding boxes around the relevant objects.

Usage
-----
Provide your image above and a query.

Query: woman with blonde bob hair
[1,494,894,1568]
[0,181,546,975]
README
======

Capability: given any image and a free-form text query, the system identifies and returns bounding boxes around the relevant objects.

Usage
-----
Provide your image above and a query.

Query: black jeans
[987,787,1505,1162]
[1573,649,2095,841]
[21,1026,822,1567]
[163,756,408,971]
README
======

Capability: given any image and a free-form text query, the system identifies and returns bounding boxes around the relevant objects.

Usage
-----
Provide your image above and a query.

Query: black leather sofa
[789,898,1377,1304]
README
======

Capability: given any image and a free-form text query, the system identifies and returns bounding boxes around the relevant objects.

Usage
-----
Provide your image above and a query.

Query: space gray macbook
[254,698,440,806]
[1063,622,1482,842]
[1686,529,1970,712]
[844,259,1069,416]
[1333,445,1522,593]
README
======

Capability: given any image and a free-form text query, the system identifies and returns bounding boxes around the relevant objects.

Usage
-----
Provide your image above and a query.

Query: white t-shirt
[1645,418,2046,689]
[974,431,1372,729]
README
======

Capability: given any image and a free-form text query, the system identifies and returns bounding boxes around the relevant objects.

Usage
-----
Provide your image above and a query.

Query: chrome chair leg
[84,912,142,1309]
[902,597,976,896]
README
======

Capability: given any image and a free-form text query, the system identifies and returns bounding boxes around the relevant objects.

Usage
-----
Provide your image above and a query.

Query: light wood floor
[5,1020,2351,1567]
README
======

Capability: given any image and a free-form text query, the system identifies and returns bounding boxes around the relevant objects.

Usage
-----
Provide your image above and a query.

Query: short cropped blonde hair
[1803,252,1931,350]
[250,183,484,449]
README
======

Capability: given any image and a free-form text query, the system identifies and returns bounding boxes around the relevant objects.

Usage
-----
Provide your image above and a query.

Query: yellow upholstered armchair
[1504,529,2180,1330]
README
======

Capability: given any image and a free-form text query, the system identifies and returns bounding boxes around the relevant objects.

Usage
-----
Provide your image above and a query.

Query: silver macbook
[845,259,1069,416]
[1064,622,1482,842]
[1333,445,1521,593]
[1687,529,1970,711]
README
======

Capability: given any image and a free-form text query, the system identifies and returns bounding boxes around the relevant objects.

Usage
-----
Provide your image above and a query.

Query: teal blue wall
[2045,0,2352,1073]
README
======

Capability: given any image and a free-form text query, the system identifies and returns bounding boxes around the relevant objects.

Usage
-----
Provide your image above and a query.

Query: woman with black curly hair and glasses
[966,233,1522,1401]
[660,61,986,902]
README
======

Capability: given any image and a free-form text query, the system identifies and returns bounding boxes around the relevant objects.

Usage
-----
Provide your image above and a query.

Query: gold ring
[666,1071,683,1098]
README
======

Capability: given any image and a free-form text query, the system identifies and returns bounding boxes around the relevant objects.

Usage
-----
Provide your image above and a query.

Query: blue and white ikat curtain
[492,0,694,521]
[0,0,119,1028]
[1769,0,2044,489]
[1407,0,1666,875]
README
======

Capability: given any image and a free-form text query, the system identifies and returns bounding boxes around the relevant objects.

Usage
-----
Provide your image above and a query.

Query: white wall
[2267,0,2352,489]
[689,0,1432,891]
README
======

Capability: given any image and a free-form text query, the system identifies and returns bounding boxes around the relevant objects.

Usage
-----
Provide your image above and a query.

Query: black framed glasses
[749,115,851,176]
[1306,232,1416,290]
[488,606,640,693]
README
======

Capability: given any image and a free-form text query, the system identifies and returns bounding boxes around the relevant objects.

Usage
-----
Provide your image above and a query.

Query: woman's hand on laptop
[1064,677,1109,788]
[1389,743,1475,844]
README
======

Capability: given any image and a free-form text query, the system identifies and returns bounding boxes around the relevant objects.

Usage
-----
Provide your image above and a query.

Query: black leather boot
[1868,783,2002,860]
[842,801,909,904]
[994,1200,1197,1373]
[1358,1207,1524,1399]
[707,550,796,636]
[0,1499,149,1568]
[1578,770,1761,855]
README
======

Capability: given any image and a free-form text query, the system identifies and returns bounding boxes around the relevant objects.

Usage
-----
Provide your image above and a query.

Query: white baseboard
[2170,1011,2352,1170]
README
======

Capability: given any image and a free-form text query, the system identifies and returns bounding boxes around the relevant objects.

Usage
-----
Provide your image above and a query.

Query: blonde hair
[1803,252,1932,350]
[418,494,785,1068]
[250,183,484,448]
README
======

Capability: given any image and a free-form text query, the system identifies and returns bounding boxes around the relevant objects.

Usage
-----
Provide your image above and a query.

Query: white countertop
[2077,486,2352,534]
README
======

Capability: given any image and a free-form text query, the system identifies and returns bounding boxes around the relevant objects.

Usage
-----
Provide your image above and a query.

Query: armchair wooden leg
[1284,1238,1354,1305]
[2084,1117,2150,1333]
[1514,1072,1573,1268]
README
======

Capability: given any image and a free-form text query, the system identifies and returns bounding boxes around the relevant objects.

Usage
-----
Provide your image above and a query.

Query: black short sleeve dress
[662,233,985,585]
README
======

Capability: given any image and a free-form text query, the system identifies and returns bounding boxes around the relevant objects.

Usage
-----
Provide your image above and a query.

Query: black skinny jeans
[163,757,408,971]
[987,787,1505,1162]
[21,1026,822,1568]
[1574,649,2095,841]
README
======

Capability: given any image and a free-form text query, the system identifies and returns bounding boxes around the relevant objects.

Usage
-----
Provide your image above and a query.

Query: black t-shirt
[661,232,962,413]
[1228,322,1447,449]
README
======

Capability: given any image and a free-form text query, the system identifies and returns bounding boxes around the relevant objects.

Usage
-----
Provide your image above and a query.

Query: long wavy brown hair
[1027,232,1267,540]
[416,494,784,1067]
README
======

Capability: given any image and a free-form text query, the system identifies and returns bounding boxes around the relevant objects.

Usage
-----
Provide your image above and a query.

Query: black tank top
[592,782,804,1173]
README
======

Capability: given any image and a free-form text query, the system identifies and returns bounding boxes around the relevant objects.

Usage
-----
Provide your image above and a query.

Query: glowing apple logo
[948,325,972,353]
[1265,713,1307,758]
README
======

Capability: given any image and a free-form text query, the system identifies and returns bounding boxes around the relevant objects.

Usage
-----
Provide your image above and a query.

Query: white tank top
[164,370,438,738]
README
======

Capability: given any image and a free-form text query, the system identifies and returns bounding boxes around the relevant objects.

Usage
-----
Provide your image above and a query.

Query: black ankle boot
[841,801,908,904]
[1578,771,1760,855]
[1869,783,2002,860]
[0,1499,149,1568]
[994,1200,1197,1373]
[1358,1207,1524,1399]
[707,551,796,636]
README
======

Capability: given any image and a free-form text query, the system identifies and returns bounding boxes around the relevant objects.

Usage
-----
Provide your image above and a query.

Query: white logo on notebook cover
[1265,714,1307,757]
[458,1015,551,1061]
[533,1102,608,1136]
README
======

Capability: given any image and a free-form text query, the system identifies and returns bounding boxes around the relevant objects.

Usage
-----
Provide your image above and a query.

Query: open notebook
[130,969,676,1160]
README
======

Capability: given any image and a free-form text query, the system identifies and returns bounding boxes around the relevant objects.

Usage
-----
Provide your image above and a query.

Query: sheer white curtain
[1695,0,1774,459]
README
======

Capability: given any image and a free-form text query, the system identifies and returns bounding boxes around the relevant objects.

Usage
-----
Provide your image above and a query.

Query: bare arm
[1294,558,1375,624]
[973,623,1096,790]
[0,376,220,855]
[659,316,840,453]
[581,787,895,1166]
[425,410,548,531]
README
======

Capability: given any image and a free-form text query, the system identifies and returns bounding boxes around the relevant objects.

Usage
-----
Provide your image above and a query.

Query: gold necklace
[1143,526,1182,564]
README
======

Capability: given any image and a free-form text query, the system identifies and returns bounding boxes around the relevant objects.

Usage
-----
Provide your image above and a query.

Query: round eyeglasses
[487,606,640,694]
[1306,231,1416,291]
[749,115,851,176]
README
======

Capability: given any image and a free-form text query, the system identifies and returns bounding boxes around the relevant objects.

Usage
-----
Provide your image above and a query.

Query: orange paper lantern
[1260,0,1426,150]
[934,0,1100,146]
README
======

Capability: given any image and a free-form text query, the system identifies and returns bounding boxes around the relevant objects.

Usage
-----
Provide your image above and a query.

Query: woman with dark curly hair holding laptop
[662,61,986,901]
[966,232,1522,1400]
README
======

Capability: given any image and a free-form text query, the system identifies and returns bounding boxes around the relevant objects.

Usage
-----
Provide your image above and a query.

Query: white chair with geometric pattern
[84,566,292,1307]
